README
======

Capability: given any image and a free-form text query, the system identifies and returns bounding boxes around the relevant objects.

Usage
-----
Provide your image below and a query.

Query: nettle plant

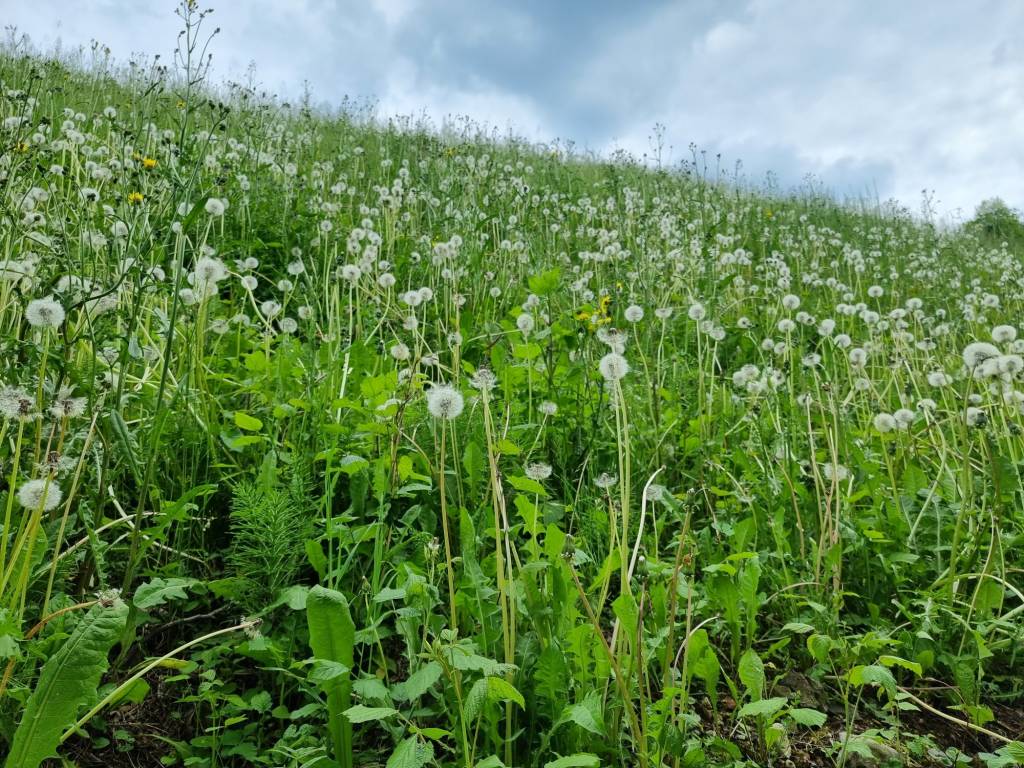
[0,4,1023,767]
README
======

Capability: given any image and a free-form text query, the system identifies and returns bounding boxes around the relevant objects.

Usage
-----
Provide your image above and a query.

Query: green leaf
[879,655,923,677]
[133,577,197,610]
[544,754,600,768]
[738,648,765,701]
[234,411,263,431]
[486,676,525,709]
[386,736,434,768]
[7,600,129,768]
[788,708,827,727]
[342,705,399,723]
[737,696,788,719]
[848,665,897,699]
[528,267,561,296]
[392,662,443,702]
[306,585,356,768]
[557,690,606,736]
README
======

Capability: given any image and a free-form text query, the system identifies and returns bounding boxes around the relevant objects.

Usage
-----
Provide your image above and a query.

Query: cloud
[6,0,1023,217]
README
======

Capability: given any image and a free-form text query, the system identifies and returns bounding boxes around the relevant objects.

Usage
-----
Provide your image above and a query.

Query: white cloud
[7,0,1023,217]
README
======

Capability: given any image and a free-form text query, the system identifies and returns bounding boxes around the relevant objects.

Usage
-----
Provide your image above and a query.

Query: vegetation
[0,6,1023,767]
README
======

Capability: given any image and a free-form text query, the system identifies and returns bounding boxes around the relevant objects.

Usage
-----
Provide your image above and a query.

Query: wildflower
[470,368,497,391]
[687,302,706,321]
[25,296,65,328]
[594,472,618,489]
[49,387,87,419]
[654,307,673,320]
[822,463,850,482]
[525,462,552,481]
[389,343,410,361]
[538,400,558,416]
[966,407,986,427]
[927,371,952,388]
[142,156,157,169]
[0,386,35,421]
[598,353,630,383]
[516,313,535,336]
[341,264,361,282]
[993,325,1017,344]
[204,197,226,217]
[18,479,63,511]
[426,384,464,420]
[894,408,916,428]
[624,304,644,322]
[963,341,1000,369]
[782,294,800,310]
[873,413,897,433]
[127,191,144,205]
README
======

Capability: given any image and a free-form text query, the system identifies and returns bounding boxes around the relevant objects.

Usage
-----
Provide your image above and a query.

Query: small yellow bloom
[142,157,157,169]
[16,142,29,153]
[127,191,144,205]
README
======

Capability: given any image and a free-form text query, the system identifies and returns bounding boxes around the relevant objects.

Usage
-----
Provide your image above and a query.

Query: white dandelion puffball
[873,413,897,433]
[992,325,1017,344]
[26,296,65,328]
[538,400,558,416]
[962,341,1000,369]
[18,479,63,511]
[516,313,535,335]
[204,197,226,216]
[426,383,464,420]
[525,462,553,481]
[599,352,630,382]
[624,304,644,322]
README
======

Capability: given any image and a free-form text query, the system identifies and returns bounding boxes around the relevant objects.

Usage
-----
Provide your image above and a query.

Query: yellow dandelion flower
[142,157,157,169]
[127,191,144,205]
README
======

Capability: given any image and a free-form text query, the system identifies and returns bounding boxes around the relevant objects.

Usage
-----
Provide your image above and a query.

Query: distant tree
[965,197,1024,247]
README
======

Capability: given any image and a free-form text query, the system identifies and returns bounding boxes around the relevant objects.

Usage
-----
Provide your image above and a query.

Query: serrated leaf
[788,708,827,727]
[737,696,788,719]
[386,736,434,768]
[486,676,525,709]
[133,577,197,610]
[558,690,606,736]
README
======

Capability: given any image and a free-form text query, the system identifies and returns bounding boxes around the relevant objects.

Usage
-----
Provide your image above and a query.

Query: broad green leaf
[788,708,827,727]
[386,736,434,768]
[544,755,600,768]
[133,577,197,610]
[306,585,356,768]
[342,705,399,723]
[738,648,765,701]
[7,600,129,768]
[486,676,525,709]
[392,662,442,702]
[234,411,263,431]
[737,696,788,719]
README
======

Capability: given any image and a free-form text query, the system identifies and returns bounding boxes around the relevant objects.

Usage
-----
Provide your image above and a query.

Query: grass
[0,5,1023,767]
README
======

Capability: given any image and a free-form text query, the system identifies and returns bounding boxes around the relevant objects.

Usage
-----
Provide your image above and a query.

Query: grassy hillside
[1,12,1023,768]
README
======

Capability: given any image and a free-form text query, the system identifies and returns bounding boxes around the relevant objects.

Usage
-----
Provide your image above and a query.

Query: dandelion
[470,368,497,391]
[963,341,1000,369]
[993,325,1017,344]
[0,386,35,421]
[390,342,410,361]
[204,197,226,216]
[687,302,706,321]
[49,387,87,420]
[516,313,535,335]
[594,472,618,489]
[25,296,65,328]
[598,352,630,382]
[966,406,986,427]
[18,479,63,511]
[873,413,897,433]
[624,304,644,322]
[525,462,552,481]
[538,400,558,416]
[426,384,464,420]
[894,408,916,428]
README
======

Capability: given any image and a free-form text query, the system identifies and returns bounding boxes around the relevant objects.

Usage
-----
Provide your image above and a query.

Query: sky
[6,0,1024,219]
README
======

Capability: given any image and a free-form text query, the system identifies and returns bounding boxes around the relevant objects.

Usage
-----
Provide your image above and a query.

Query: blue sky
[7,0,1024,218]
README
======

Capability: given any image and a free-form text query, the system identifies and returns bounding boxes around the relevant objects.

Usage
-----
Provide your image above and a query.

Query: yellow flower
[142,157,157,169]
[16,142,29,153]
[127,191,144,205]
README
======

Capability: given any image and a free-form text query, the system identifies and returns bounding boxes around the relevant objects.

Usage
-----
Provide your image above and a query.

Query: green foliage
[6,599,129,768]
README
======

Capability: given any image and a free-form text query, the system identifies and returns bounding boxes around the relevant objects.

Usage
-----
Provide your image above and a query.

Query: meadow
[1,8,1023,767]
